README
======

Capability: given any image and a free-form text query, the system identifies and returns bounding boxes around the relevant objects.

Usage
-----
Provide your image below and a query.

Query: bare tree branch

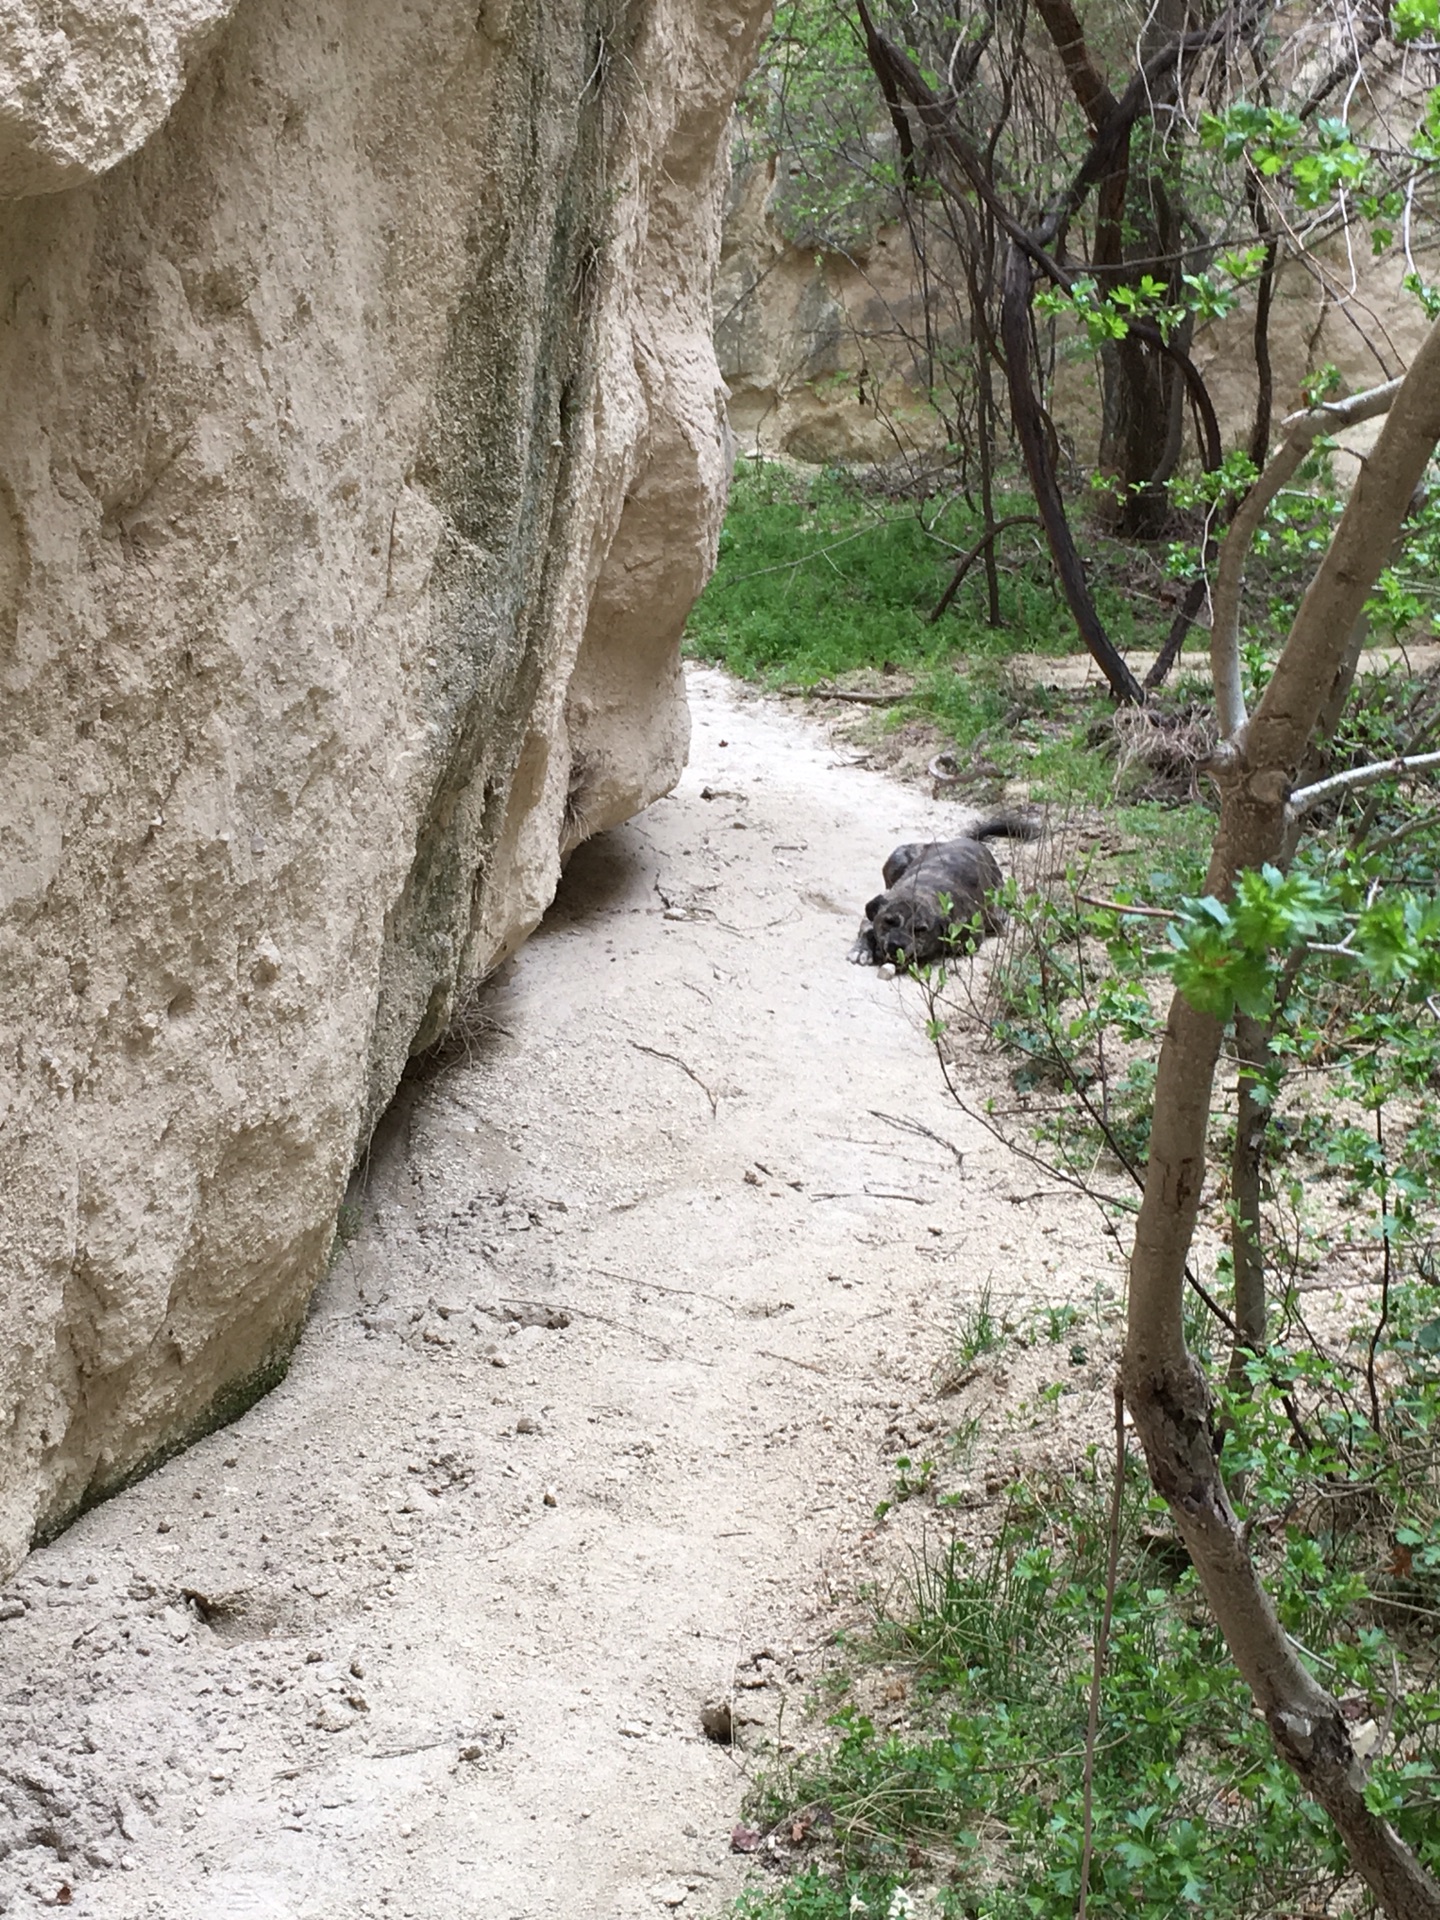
[1289,748,1440,814]
[1209,377,1403,740]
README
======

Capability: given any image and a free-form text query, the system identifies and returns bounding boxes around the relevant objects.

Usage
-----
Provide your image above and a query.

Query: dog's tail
[969,810,1041,843]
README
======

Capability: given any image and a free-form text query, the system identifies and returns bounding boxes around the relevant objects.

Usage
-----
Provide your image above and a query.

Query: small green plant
[875,1454,939,1521]
[894,1456,936,1500]
[931,1287,1003,1398]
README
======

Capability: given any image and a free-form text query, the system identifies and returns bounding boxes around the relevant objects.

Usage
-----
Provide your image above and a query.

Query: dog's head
[867,887,984,968]
[866,891,945,967]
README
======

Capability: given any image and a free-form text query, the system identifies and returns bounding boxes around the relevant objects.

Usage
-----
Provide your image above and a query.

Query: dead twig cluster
[1111,703,1219,801]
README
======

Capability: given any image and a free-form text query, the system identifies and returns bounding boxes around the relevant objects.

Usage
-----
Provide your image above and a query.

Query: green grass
[735,1465,1344,1920]
[934,1284,1006,1384]
[689,460,1156,675]
[684,460,1185,806]
[733,1431,1440,1920]
[730,1264,1440,1920]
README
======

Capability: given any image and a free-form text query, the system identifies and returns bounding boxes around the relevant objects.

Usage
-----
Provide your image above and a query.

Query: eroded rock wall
[0,0,771,1577]
[719,155,1440,468]
[717,159,949,465]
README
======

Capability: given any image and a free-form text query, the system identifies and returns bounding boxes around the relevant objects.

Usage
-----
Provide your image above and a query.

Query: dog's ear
[864,892,887,922]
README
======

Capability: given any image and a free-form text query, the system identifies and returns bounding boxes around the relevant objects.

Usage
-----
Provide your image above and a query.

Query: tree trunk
[1000,242,1145,703]
[1226,1009,1270,1384]
[1123,311,1440,1920]
[1034,0,1191,537]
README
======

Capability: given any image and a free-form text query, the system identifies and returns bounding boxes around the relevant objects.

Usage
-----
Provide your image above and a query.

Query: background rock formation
[0,0,771,1579]
[716,159,948,465]
[717,154,1440,470]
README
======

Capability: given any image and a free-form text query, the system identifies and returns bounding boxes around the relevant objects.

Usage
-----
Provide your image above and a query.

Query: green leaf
[1394,0,1440,41]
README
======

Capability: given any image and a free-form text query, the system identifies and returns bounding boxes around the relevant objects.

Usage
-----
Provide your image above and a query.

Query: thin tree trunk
[1208,378,1403,741]
[1246,179,1279,468]
[1144,571,1209,690]
[965,205,1005,628]
[1226,1009,1269,1385]
[1310,486,1424,760]
[1124,312,1440,1920]
[1001,243,1146,703]
[976,330,1002,625]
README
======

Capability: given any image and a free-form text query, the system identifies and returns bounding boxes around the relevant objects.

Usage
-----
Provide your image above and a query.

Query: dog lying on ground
[848,813,1040,969]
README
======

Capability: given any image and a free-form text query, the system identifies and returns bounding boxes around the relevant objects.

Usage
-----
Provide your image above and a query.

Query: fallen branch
[592,1267,739,1315]
[710,524,884,589]
[757,1349,828,1375]
[783,686,909,707]
[869,1109,967,1168]
[1075,892,1180,920]
[1369,802,1440,849]
[499,1295,625,1332]
[809,1188,932,1203]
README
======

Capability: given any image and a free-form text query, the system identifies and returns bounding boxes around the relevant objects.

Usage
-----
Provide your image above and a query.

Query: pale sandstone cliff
[0,0,771,1578]
[717,159,949,466]
[718,155,1440,468]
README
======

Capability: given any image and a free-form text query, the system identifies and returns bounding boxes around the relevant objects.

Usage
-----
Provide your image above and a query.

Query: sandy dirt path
[0,670,1117,1920]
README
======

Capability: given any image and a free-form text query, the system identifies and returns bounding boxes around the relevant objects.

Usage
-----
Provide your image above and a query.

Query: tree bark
[1001,243,1146,702]
[1226,1009,1270,1382]
[1124,312,1440,1920]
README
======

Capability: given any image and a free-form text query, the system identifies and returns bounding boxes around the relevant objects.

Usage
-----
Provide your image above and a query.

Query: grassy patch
[734,1338,1440,1920]
[688,461,1134,678]
[684,461,1183,807]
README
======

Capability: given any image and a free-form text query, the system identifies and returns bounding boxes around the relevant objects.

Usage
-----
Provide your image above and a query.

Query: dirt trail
[1008,640,1440,691]
[0,670,1117,1920]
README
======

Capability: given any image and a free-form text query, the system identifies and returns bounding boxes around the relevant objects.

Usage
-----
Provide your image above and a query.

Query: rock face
[717,160,949,465]
[0,0,241,199]
[718,156,1440,468]
[0,0,771,1578]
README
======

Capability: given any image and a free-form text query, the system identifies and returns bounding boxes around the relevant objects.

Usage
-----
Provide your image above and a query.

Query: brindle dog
[848,813,1040,969]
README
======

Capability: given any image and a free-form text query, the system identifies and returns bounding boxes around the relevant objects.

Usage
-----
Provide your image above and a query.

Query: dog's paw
[846,938,875,966]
